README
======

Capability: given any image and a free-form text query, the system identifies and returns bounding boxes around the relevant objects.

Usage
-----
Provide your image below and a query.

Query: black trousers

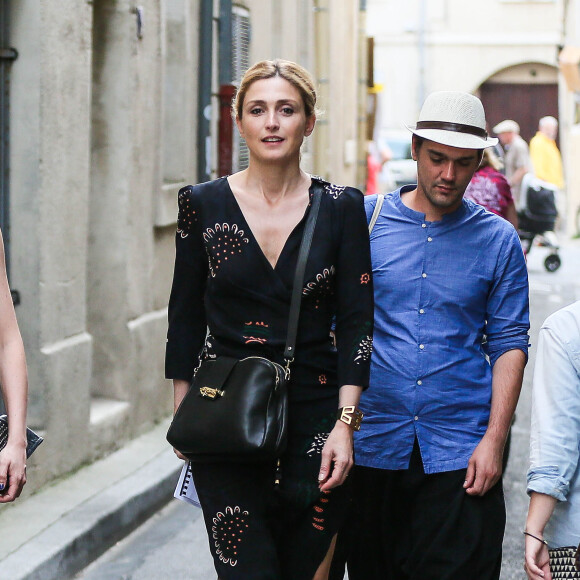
[330,440,505,580]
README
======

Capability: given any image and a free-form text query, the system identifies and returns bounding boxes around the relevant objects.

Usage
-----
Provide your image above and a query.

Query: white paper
[174,460,201,508]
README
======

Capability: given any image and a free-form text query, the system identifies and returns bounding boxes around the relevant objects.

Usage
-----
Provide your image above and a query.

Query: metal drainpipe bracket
[0,48,18,61]
[130,6,144,40]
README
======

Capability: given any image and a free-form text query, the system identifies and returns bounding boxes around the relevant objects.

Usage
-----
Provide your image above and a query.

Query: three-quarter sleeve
[333,188,374,389]
[165,186,209,380]
[527,317,580,501]
[484,227,530,366]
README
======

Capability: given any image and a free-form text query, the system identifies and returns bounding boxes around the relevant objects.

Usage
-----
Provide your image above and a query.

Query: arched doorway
[478,62,559,144]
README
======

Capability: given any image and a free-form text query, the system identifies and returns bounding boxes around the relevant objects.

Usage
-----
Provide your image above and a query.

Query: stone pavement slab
[0,418,182,580]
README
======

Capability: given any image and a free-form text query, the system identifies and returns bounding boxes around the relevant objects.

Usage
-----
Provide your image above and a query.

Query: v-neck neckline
[224,176,314,273]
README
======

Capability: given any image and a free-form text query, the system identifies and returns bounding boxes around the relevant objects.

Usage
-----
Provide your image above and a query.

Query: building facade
[368,0,580,236]
[3,0,368,493]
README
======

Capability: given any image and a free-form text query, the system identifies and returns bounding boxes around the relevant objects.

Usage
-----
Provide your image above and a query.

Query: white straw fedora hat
[407,91,498,149]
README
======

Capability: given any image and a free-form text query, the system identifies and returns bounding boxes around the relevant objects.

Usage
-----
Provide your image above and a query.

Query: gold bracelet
[337,406,363,431]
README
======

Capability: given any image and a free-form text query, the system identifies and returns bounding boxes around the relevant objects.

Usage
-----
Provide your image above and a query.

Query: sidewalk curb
[0,426,181,580]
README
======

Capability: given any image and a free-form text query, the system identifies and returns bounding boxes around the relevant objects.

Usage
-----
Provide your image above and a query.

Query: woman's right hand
[0,441,27,503]
[524,536,551,580]
[172,379,190,461]
[173,449,188,461]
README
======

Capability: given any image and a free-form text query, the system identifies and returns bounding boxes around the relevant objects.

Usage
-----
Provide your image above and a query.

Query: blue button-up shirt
[527,300,580,548]
[355,187,529,474]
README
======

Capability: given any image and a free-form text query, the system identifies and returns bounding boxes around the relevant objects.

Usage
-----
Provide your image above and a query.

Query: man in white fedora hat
[335,92,530,580]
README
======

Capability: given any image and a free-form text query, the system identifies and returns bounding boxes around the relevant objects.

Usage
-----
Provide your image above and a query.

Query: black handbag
[166,188,322,462]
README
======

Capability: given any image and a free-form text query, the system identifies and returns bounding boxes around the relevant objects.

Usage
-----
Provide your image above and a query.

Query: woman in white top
[524,300,580,579]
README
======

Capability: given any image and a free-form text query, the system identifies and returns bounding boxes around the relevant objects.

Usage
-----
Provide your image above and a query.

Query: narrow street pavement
[76,237,580,580]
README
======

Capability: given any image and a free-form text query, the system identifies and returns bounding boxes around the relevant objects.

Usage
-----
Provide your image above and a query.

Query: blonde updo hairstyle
[232,59,318,121]
[480,147,504,172]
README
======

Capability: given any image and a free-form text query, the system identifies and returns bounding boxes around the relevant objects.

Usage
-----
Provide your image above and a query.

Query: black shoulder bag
[167,187,322,462]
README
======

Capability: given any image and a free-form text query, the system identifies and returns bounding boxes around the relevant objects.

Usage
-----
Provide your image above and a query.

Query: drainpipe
[218,85,235,177]
[197,0,213,182]
[357,0,368,191]
[418,0,426,110]
[217,0,234,177]
[0,2,17,282]
[313,0,330,179]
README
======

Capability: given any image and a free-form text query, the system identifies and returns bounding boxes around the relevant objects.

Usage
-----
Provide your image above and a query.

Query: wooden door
[479,83,559,145]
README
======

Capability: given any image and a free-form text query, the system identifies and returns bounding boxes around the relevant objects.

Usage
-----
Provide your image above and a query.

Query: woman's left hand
[0,442,27,503]
[318,421,354,492]
[523,536,551,580]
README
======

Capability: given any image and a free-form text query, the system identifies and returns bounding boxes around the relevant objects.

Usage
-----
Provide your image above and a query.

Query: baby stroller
[517,175,561,272]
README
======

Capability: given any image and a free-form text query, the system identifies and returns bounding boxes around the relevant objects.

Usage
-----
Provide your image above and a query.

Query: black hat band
[415,121,488,139]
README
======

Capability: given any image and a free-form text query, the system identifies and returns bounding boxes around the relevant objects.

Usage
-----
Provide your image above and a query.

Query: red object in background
[366,153,381,195]
[218,84,237,177]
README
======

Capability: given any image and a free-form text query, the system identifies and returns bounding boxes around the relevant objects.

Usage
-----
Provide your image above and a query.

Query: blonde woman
[166,60,373,579]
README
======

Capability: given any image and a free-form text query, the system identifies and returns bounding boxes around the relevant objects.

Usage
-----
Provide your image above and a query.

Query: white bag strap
[368,194,385,234]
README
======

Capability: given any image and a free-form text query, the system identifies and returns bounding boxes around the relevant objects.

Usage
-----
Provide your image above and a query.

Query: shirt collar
[394,185,468,226]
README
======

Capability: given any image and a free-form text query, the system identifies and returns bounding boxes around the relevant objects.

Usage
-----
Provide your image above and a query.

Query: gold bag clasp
[199,386,224,399]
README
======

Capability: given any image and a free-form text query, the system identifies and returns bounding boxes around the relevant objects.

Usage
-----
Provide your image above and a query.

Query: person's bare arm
[510,166,528,190]
[464,349,525,496]
[524,492,556,579]
[504,202,519,230]
[171,379,190,461]
[0,230,28,502]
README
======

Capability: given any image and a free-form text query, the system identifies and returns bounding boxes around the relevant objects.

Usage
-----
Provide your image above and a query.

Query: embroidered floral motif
[360,273,370,285]
[318,374,327,385]
[307,432,329,457]
[203,223,249,277]
[212,506,249,567]
[324,183,346,199]
[303,266,335,309]
[353,335,373,365]
[311,491,331,531]
[177,189,197,238]
[243,321,270,345]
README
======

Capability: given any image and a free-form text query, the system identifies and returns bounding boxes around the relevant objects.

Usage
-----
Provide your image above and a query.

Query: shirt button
[417,380,422,385]
[419,309,425,314]
[421,223,427,228]
[414,416,419,421]
[427,237,433,242]
[422,273,427,278]
[419,344,425,350]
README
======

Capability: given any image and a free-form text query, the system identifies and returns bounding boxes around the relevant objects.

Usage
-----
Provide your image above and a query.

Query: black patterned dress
[165,175,373,580]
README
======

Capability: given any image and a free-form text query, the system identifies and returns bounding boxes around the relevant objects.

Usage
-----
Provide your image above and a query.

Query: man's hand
[464,348,526,496]
[463,433,503,496]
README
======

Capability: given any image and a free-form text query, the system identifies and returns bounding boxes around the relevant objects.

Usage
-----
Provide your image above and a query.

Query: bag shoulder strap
[368,193,384,234]
[284,184,322,362]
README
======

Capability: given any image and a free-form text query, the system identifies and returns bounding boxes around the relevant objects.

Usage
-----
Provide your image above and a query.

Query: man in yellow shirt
[529,116,564,189]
